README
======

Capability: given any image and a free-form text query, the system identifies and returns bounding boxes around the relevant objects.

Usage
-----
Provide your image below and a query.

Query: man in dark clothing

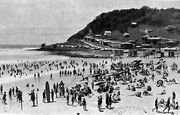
[163,97,171,113]
[67,94,70,105]
[71,94,75,106]
[0,85,3,95]
[12,87,15,96]
[109,94,112,109]
[105,93,109,108]
[155,98,158,112]
[16,87,19,96]
[55,87,58,98]
[2,92,6,104]
[50,73,53,80]
[82,98,87,111]
[9,88,12,100]
[16,90,20,102]
[98,95,103,112]
[91,81,94,90]
[51,89,54,102]
[152,98,159,112]
[19,91,23,102]
[172,92,176,108]
[78,93,82,106]
[42,90,46,103]
[62,86,65,97]
[29,90,35,107]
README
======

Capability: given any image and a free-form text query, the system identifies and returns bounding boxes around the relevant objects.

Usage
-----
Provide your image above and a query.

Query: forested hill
[67,6,180,43]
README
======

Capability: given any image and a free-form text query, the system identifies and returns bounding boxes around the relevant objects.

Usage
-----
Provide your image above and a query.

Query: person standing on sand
[29,90,36,107]
[106,93,109,108]
[50,73,53,80]
[108,93,112,109]
[155,98,158,112]
[2,92,7,104]
[78,92,82,106]
[82,98,87,111]
[175,102,179,109]
[51,89,54,102]
[152,98,158,112]
[59,71,61,78]
[152,74,155,81]
[19,91,23,103]
[9,88,12,100]
[91,81,94,90]
[34,73,36,80]
[53,83,56,92]
[172,92,176,108]
[98,95,103,112]
[55,86,58,98]
[42,90,46,103]
[163,97,171,113]
[71,94,75,106]
[0,85,3,95]
[90,68,92,74]
[67,93,70,105]
[66,88,69,96]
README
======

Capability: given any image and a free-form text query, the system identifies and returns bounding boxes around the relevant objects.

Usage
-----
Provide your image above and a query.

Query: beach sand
[0,56,180,115]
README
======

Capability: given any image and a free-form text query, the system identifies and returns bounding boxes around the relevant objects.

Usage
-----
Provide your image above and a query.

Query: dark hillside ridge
[67,6,180,43]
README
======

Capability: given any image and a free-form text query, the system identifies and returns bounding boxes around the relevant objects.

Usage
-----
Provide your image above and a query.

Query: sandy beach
[0,49,180,115]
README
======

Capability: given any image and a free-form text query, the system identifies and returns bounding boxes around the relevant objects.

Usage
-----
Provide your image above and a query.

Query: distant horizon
[0,44,39,45]
[0,0,180,45]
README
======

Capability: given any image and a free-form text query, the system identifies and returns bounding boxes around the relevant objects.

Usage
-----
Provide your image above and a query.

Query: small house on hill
[104,31,112,36]
[144,29,152,34]
[114,49,124,56]
[123,33,130,37]
[99,39,122,48]
[131,22,138,28]
[166,40,179,47]
[121,42,134,49]
[142,35,161,45]
[84,35,95,42]
[165,25,176,31]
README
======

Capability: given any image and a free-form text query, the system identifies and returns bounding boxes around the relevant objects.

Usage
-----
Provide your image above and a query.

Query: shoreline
[35,48,114,59]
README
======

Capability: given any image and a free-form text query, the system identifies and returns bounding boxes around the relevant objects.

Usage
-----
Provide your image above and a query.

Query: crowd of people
[0,57,180,114]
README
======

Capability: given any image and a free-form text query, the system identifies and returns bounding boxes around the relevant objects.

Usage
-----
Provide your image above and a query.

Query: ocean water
[0,45,70,63]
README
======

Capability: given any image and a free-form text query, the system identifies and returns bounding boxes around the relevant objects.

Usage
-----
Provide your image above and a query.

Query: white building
[104,31,112,36]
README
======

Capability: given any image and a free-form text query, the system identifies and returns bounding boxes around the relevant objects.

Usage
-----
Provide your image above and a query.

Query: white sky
[0,0,180,45]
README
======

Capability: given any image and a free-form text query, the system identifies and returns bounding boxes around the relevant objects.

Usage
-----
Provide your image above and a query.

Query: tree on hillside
[41,43,46,48]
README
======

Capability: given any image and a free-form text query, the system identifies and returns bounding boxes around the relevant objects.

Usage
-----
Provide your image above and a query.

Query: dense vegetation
[67,6,180,43]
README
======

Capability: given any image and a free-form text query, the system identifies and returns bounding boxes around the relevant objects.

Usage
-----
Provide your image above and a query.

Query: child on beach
[82,98,87,111]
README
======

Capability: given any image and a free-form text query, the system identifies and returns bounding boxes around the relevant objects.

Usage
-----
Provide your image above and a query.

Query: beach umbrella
[156,80,164,87]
